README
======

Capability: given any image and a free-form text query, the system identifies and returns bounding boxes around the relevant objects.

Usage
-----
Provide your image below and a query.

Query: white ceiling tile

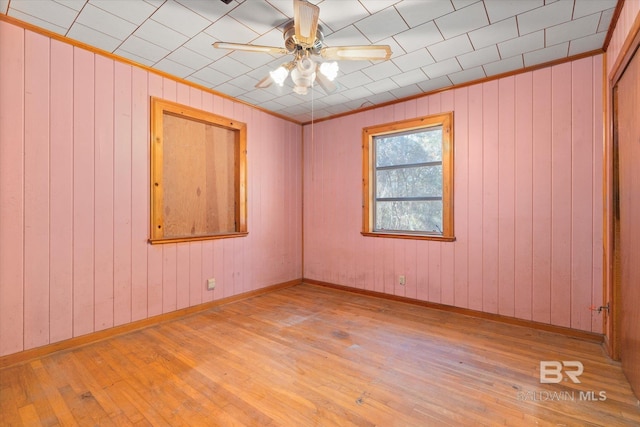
[422,57,462,78]
[517,0,573,35]
[248,27,287,48]
[457,44,500,69]
[76,3,137,40]
[417,75,453,92]
[394,21,443,53]
[89,0,156,25]
[448,65,486,84]
[210,82,248,97]
[144,0,165,7]
[230,50,282,68]
[336,60,371,74]
[151,1,212,38]
[391,68,429,86]
[154,58,195,78]
[210,55,253,78]
[0,0,9,13]
[366,77,400,93]
[355,6,408,43]
[451,0,481,10]
[363,91,399,105]
[175,0,236,23]
[361,60,402,81]
[392,48,435,72]
[117,35,170,63]
[190,65,232,86]
[204,15,259,44]
[183,32,227,60]
[389,83,422,99]
[115,48,156,67]
[7,9,68,34]
[395,0,455,27]
[545,13,600,46]
[67,22,122,52]
[340,86,374,101]
[9,0,78,27]
[228,1,287,35]
[523,41,568,66]
[324,25,373,46]
[135,19,189,51]
[435,1,489,39]
[568,31,606,56]
[53,0,86,12]
[318,0,370,33]
[428,34,473,61]
[468,17,518,49]
[483,54,523,76]
[483,0,542,23]
[375,36,405,58]
[166,47,213,70]
[360,0,399,14]
[573,0,617,19]
[186,75,215,89]
[338,70,374,89]
[598,8,615,33]
[498,30,544,58]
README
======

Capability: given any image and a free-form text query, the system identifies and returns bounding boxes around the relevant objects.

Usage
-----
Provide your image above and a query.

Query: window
[362,113,454,241]
[150,97,247,244]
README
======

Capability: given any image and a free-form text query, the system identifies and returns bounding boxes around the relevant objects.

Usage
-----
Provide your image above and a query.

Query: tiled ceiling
[1,0,618,123]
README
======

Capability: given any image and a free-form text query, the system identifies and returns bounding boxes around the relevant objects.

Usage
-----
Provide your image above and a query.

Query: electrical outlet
[399,275,406,286]
[207,278,216,290]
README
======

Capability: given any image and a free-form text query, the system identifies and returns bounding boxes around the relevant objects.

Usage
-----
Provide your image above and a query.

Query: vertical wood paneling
[130,66,149,322]
[94,55,115,332]
[467,84,484,312]
[113,62,133,327]
[550,63,573,328]
[531,68,552,325]
[23,31,51,350]
[73,47,96,337]
[303,55,604,333]
[591,55,604,334]
[453,87,469,309]
[497,77,516,317]
[49,39,74,343]
[571,58,594,331]
[0,21,303,357]
[482,81,499,314]
[0,22,25,356]
[514,73,534,321]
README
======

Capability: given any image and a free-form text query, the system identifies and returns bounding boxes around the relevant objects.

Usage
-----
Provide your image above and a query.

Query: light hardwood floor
[1,283,639,426]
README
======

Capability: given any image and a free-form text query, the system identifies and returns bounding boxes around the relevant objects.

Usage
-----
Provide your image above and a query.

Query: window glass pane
[375,200,443,233]
[376,165,442,199]
[375,126,442,167]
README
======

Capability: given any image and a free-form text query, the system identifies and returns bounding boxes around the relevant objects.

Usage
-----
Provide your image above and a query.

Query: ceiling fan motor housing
[283,20,324,54]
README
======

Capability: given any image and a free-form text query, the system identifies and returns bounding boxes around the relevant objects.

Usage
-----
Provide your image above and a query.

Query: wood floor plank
[1,283,639,426]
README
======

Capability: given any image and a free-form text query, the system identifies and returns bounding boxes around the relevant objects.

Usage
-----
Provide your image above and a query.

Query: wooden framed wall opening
[150,97,247,244]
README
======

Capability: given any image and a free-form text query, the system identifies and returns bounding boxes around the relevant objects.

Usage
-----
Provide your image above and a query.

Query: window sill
[149,232,249,245]
[361,231,456,242]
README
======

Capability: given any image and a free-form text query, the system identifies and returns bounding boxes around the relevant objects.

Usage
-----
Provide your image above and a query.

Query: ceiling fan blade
[320,45,392,61]
[213,42,288,55]
[255,74,274,89]
[293,0,320,47]
[315,67,337,94]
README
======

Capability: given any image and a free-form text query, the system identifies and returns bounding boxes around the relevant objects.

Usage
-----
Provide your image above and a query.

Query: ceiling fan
[213,0,392,95]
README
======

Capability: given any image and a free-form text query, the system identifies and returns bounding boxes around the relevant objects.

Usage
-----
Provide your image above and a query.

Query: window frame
[149,97,248,244]
[362,112,454,241]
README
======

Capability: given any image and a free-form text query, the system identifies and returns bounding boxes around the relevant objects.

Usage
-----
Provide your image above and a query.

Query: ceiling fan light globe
[293,85,308,95]
[319,61,338,81]
[296,57,316,77]
[291,67,316,90]
[269,66,289,86]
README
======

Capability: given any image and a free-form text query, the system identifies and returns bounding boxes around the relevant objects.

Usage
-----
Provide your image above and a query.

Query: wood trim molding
[0,279,302,369]
[603,0,626,52]
[608,3,640,86]
[303,279,605,344]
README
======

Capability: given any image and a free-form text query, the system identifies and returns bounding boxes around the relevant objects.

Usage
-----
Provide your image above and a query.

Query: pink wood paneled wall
[303,55,605,333]
[606,0,640,79]
[0,20,302,357]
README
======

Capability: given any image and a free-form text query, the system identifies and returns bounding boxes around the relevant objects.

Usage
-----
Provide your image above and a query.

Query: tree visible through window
[362,113,454,240]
